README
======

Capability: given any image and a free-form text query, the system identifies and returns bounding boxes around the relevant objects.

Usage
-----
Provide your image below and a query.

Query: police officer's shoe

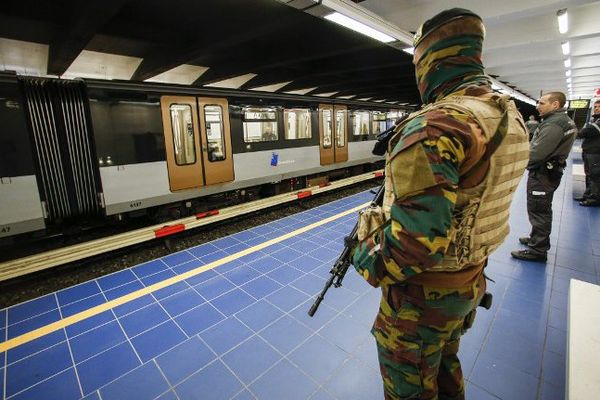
[511,249,547,262]
[518,237,531,245]
[579,199,600,207]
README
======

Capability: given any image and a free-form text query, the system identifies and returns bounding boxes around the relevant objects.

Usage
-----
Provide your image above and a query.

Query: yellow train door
[319,104,348,165]
[160,96,234,191]
[197,97,234,185]
[160,96,204,191]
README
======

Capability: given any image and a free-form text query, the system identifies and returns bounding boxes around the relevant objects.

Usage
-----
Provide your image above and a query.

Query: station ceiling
[360,0,600,101]
[0,0,421,105]
[1,0,597,107]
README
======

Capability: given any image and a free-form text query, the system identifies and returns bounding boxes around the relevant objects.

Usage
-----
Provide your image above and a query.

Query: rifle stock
[308,184,385,317]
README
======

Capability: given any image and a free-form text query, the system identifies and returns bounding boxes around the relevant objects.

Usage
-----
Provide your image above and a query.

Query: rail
[0,170,383,281]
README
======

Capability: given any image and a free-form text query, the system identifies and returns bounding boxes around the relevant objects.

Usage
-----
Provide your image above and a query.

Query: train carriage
[0,73,409,243]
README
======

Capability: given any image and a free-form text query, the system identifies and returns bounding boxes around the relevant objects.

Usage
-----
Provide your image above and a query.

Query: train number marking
[129,201,142,208]
[1,226,10,233]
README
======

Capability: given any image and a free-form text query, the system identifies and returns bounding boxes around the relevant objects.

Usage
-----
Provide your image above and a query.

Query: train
[0,72,410,245]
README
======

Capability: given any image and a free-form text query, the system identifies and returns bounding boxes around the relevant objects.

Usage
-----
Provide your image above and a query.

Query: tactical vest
[383,94,529,271]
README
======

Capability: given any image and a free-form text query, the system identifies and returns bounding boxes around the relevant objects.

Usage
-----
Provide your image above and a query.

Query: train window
[387,111,406,129]
[204,105,226,162]
[242,107,278,142]
[335,109,346,147]
[284,109,312,140]
[372,111,387,135]
[322,109,332,148]
[352,111,370,136]
[169,104,196,165]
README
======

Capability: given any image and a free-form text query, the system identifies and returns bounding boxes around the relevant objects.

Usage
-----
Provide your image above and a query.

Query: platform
[1,154,599,400]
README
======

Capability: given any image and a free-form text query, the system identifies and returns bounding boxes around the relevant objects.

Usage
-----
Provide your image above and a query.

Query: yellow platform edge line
[0,202,369,353]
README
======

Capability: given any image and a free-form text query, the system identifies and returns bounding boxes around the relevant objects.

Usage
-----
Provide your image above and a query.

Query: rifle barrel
[307,183,386,317]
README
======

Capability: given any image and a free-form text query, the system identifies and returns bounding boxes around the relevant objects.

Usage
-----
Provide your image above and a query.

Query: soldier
[351,8,529,400]
[575,99,600,206]
[511,92,577,262]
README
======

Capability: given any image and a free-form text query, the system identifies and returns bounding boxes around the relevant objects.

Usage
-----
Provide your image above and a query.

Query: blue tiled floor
[1,151,599,400]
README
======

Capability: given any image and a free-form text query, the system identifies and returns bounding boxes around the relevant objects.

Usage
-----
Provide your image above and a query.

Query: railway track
[0,170,382,282]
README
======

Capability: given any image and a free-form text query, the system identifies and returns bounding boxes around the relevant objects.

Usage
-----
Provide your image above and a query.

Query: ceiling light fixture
[317,0,413,45]
[561,41,570,55]
[489,77,536,106]
[557,9,568,34]
[565,70,571,77]
[566,77,572,83]
[324,12,395,43]
[564,58,571,68]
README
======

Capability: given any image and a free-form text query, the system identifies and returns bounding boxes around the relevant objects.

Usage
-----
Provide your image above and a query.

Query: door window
[322,109,332,148]
[335,109,346,147]
[204,105,226,161]
[169,104,196,165]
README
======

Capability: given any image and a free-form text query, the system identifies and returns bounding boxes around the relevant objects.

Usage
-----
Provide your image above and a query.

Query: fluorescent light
[565,70,571,77]
[402,47,414,55]
[564,58,571,68]
[561,41,570,55]
[557,9,568,34]
[566,77,572,83]
[324,12,395,43]
[489,77,537,106]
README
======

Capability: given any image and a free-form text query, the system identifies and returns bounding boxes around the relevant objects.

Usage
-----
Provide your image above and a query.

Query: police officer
[575,99,600,206]
[512,92,577,262]
[351,8,529,399]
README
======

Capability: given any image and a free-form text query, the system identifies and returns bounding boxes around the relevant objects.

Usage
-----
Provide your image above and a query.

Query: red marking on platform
[154,224,185,238]
[297,190,312,199]
[374,171,383,177]
[196,209,219,219]
[319,182,331,188]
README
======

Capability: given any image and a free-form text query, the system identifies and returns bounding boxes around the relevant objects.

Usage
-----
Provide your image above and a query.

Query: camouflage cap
[413,8,483,48]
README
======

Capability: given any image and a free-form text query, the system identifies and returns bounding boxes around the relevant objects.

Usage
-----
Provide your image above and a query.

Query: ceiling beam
[130,15,304,82]
[47,0,128,76]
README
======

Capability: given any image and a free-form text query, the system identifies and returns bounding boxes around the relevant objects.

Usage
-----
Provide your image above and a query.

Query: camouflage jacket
[352,87,490,287]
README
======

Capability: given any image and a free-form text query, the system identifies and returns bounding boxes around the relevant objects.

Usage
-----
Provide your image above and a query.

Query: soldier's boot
[511,249,547,262]
[518,236,531,245]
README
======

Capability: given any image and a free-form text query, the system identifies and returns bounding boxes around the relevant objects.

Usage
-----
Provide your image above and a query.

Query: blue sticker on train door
[271,152,278,166]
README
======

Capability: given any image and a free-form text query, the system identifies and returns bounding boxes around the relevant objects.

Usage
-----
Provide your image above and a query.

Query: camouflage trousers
[372,274,486,399]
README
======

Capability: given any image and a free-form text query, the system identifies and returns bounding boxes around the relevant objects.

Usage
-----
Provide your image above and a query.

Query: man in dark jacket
[576,99,600,206]
[512,92,577,262]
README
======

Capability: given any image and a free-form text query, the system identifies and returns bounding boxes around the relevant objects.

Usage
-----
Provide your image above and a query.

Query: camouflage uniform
[352,9,528,400]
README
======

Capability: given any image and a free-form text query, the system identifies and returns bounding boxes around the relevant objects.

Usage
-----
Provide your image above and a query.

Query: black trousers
[582,152,600,200]
[527,169,562,254]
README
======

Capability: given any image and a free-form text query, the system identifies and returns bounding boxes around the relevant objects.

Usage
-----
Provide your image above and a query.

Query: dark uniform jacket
[528,108,577,170]
[578,115,600,154]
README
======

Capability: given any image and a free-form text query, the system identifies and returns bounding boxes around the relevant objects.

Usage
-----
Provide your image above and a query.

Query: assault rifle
[308,183,385,316]
[308,122,397,317]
